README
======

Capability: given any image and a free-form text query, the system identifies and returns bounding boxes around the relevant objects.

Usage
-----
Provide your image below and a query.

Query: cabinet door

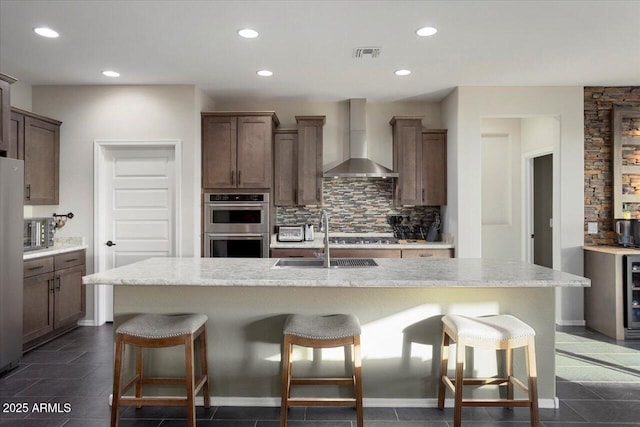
[0,78,10,155]
[24,116,59,205]
[270,248,317,258]
[274,132,297,206]
[23,273,55,344]
[422,132,447,205]
[392,118,422,205]
[8,111,24,160]
[297,118,324,205]
[54,264,86,329]
[202,116,237,188]
[237,116,272,188]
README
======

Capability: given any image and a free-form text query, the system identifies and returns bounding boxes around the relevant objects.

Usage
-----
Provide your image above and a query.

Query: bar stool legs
[280,314,363,427]
[438,314,540,427]
[110,314,210,427]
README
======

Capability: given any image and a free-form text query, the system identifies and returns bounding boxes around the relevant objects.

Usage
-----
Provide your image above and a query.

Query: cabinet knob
[26,184,31,200]
[106,240,117,247]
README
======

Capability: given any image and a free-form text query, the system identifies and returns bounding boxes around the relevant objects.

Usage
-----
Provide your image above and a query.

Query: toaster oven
[277,225,305,242]
[24,218,55,251]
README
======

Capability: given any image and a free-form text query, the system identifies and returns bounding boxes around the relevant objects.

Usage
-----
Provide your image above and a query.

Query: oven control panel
[208,193,267,202]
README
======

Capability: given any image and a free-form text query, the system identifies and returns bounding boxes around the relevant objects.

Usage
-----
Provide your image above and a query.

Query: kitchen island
[83,257,589,408]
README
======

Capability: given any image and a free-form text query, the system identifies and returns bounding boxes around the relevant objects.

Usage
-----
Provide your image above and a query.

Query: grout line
[556,348,640,378]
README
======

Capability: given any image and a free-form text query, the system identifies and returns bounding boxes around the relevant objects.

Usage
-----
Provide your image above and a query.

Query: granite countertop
[24,237,88,260]
[83,257,589,288]
[270,233,455,250]
[583,245,640,255]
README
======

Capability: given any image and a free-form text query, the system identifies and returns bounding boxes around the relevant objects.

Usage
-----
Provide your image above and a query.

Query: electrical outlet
[587,222,598,234]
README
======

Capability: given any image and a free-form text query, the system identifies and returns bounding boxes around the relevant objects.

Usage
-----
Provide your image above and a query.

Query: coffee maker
[616,220,633,246]
[616,219,640,247]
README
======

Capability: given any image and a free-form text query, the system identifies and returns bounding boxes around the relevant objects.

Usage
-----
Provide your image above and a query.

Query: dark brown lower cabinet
[23,250,86,351]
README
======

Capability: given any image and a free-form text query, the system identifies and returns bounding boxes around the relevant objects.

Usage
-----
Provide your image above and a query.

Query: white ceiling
[1,0,639,103]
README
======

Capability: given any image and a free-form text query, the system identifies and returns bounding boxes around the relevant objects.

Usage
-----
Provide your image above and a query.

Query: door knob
[106,240,116,247]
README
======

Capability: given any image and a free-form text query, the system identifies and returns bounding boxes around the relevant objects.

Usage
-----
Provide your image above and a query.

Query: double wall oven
[203,192,269,258]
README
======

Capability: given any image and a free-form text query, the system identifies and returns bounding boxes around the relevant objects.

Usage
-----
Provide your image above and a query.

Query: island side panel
[114,285,556,404]
[584,249,626,340]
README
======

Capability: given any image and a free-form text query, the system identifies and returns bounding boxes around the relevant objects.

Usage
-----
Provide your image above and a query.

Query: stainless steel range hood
[323,99,398,178]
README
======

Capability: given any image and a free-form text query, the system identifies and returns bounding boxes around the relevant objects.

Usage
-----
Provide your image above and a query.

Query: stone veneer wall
[276,178,440,233]
[585,87,640,244]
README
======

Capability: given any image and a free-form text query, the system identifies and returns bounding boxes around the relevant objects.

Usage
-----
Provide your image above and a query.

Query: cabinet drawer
[331,249,401,258]
[401,249,454,259]
[23,256,54,278]
[54,250,85,270]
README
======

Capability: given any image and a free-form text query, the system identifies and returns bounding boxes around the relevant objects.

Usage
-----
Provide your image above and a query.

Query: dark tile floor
[1,325,639,426]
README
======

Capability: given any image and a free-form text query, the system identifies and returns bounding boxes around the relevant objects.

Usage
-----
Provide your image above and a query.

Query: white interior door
[95,142,179,323]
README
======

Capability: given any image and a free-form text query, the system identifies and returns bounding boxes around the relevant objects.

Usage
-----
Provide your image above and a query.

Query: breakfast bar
[83,257,589,408]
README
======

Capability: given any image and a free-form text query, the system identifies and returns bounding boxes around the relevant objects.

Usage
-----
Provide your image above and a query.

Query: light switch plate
[587,222,598,234]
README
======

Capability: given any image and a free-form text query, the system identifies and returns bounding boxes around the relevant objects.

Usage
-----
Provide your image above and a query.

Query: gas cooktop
[328,236,399,245]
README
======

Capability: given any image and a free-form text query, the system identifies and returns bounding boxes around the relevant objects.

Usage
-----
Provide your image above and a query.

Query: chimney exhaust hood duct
[323,98,398,178]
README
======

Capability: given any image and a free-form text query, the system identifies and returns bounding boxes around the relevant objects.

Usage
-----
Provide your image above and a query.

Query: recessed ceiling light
[33,27,59,38]
[102,70,120,77]
[257,70,273,77]
[416,26,438,37]
[238,28,259,39]
[394,69,411,76]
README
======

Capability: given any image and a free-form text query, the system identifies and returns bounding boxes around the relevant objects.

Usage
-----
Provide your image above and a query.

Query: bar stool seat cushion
[442,314,535,341]
[284,314,361,339]
[117,313,208,339]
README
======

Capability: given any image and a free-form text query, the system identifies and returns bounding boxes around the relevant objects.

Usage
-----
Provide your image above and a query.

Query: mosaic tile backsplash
[276,178,441,232]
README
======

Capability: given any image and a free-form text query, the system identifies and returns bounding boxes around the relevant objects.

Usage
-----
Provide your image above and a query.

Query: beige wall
[442,86,585,325]
[30,85,213,323]
[9,79,32,111]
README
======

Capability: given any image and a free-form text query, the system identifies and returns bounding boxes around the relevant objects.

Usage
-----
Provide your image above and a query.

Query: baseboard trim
[109,395,559,409]
[556,320,586,327]
[77,320,98,327]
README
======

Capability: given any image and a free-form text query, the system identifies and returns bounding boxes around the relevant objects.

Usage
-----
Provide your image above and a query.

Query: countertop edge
[82,257,590,288]
[24,244,88,260]
[583,245,640,255]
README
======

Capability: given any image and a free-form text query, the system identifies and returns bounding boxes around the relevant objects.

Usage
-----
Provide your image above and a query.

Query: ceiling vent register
[352,47,382,59]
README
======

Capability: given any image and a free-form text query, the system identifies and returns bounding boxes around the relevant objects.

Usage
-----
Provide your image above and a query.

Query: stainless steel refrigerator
[0,157,23,374]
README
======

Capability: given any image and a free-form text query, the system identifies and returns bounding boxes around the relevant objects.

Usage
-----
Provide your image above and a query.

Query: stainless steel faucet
[320,210,330,268]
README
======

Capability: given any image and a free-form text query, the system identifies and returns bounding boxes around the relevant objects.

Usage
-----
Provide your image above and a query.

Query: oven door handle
[207,203,265,208]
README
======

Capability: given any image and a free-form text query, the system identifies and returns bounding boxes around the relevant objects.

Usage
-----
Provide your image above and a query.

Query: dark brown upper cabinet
[273,116,325,206]
[296,116,324,205]
[391,116,447,206]
[273,129,298,206]
[421,129,447,206]
[11,108,61,205]
[202,112,279,189]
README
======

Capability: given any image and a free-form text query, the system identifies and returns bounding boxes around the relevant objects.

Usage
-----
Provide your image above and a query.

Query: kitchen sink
[272,258,379,268]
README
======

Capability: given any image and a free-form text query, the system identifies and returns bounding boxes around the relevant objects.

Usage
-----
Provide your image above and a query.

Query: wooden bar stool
[110,313,210,427]
[280,314,363,427]
[437,314,539,427]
